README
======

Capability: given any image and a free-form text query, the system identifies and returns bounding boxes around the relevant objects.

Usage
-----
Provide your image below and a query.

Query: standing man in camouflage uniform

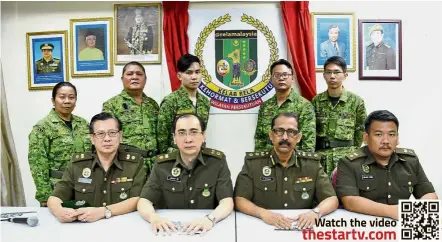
[254,59,316,152]
[336,110,438,220]
[102,61,159,170]
[157,54,210,153]
[365,24,396,70]
[35,43,61,74]
[236,113,338,230]
[125,8,154,55]
[312,56,366,176]
[47,112,146,223]
[29,82,91,206]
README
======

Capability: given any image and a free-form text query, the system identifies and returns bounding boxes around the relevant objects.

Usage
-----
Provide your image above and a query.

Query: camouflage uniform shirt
[312,89,366,176]
[102,90,159,169]
[254,89,316,152]
[157,86,210,153]
[28,109,91,203]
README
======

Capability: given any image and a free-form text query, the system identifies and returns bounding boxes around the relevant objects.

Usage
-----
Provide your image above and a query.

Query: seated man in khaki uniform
[137,114,234,235]
[235,113,338,230]
[336,110,438,220]
[47,112,146,223]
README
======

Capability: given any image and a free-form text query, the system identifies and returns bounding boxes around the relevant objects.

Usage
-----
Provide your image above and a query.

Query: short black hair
[364,110,399,133]
[271,112,299,129]
[52,82,77,99]
[172,113,207,133]
[324,56,347,73]
[122,61,146,77]
[177,54,201,73]
[89,112,122,134]
[270,59,293,75]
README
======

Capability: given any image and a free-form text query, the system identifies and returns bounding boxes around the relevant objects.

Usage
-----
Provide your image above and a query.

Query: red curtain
[163,1,189,92]
[280,1,316,101]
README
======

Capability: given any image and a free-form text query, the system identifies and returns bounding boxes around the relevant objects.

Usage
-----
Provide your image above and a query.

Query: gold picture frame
[70,17,114,77]
[26,30,69,91]
[114,3,162,65]
[311,12,356,72]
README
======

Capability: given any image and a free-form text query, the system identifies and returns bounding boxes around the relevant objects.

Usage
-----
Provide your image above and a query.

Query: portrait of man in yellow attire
[78,29,104,61]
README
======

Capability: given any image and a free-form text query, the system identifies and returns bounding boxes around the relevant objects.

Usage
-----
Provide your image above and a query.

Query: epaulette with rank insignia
[156,152,177,163]
[346,150,367,161]
[71,152,93,163]
[202,148,225,160]
[118,151,141,162]
[395,148,416,157]
[245,151,270,159]
[296,150,321,160]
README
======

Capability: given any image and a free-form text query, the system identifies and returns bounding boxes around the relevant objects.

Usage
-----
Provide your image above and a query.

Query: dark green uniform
[35,57,61,74]
[365,42,396,70]
[140,148,233,209]
[312,89,366,176]
[234,149,336,209]
[336,146,435,205]
[103,90,159,169]
[157,86,211,154]
[52,149,146,207]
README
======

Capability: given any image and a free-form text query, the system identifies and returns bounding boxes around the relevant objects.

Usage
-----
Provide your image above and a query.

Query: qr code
[400,200,440,240]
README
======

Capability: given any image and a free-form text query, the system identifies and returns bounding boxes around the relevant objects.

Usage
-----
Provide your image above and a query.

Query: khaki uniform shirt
[336,146,435,205]
[234,149,336,209]
[52,150,146,207]
[140,148,233,209]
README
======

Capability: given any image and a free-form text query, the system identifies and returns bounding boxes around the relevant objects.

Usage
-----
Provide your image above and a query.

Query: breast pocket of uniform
[357,179,379,201]
[316,116,327,136]
[335,118,355,140]
[196,181,216,209]
[74,183,95,205]
[399,175,417,198]
[163,182,184,209]
[254,177,277,208]
[111,182,134,202]
[294,182,315,208]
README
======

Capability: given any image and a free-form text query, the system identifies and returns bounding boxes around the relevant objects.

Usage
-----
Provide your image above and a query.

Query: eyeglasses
[175,130,203,138]
[93,130,120,139]
[272,128,299,137]
[324,70,344,76]
[272,73,293,79]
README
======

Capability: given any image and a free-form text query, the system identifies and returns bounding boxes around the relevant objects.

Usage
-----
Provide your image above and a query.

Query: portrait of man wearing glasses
[47,112,146,223]
[138,113,234,236]
[254,59,316,152]
[235,112,338,230]
[312,56,366,177]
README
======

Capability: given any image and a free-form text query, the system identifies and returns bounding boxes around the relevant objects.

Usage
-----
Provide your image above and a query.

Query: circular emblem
[243,59,256,73]
[171,167,181,177]
[301,192,310,200]
[82,168,91,178]
[75,200,86,206]
[120,192,128,200]
[362,165,370,174]
[202,188,211,197]
[262,166,271,177]
[217,59,230,76]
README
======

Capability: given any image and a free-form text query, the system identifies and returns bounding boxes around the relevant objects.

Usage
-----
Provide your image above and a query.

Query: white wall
[2,1,441,207]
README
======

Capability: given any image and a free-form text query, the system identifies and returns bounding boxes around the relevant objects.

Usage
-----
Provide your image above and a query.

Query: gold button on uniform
[284,190,288,194]
[284,177,288,181]
[388,194,391,198]
[103,190,107,194]
[284,203,287,207]
[189,187,192,191]
[190,200,194,204]
[388,182,391,186]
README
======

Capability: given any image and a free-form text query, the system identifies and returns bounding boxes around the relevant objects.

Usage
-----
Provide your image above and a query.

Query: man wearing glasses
[312,56,367,177]
[254,59,316,152]
[235,113,338,230]
[138,114,234,235]
[47,112,146,223]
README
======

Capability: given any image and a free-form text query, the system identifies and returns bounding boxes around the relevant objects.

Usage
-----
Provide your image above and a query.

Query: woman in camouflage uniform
[28,82,91,206]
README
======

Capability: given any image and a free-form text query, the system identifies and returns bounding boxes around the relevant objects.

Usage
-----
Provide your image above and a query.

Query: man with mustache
[157,54,210,153]
[235,113,338,230]
[336,110,438,220]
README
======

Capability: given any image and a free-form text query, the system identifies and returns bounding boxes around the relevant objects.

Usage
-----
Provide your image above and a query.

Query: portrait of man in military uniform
[365,24,396,70]
[35,43,61,74]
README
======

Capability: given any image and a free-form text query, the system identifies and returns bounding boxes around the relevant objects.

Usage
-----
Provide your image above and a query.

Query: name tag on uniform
[78,177,92,184]
[167,176,182,182]
[260,177,274,182]
[361,174,375,180]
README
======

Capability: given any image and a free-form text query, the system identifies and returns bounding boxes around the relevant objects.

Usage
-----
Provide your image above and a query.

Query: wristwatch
[205,214,217,227]
[312,207,322,218]
[104,206,112,219]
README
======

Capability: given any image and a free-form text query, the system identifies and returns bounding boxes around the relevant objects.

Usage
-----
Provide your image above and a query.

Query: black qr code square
[400,200,440,240]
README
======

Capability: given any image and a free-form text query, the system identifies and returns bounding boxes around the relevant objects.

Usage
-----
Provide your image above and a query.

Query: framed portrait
[114,3,162,65]
[359,19,402,80]
[70,17,113,77]
[311,12,356,72]
[26,31,69,91]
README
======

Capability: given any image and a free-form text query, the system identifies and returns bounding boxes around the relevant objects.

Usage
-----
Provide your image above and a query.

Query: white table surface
[1,207,236,242]
[236,209,399,242]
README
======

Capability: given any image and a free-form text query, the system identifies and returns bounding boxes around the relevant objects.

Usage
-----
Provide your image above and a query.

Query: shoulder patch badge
[395,148,416,157]
[346,150,367,161]
[245,151,270,160]
[202,148,225,160]
[156,152,177,163]
[72,152,93,163]
[296,150,321,160]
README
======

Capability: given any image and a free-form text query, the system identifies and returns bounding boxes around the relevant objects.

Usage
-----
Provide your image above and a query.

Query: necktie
[334,43,340,55]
